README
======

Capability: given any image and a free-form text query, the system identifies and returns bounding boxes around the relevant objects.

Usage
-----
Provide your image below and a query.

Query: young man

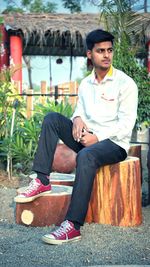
[14,29,138,245]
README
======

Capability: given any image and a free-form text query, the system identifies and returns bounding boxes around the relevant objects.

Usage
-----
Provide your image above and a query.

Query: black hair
[86,29,114,50]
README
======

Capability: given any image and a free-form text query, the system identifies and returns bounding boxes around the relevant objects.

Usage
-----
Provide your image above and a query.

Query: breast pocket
[100,96,118,119]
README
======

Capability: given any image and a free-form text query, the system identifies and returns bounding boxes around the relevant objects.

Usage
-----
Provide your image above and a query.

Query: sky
[0,0,99,88]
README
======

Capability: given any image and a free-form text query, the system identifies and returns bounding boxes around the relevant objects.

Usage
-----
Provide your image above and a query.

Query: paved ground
[0,187,150,267]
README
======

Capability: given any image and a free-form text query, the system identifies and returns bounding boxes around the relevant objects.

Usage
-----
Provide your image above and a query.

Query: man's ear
[86,50,92,59]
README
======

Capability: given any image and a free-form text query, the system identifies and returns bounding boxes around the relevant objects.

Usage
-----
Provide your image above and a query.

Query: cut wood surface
[51,172,75,186]
[85,156,142,226]
[29,172,75,186]
[16,185,72,227]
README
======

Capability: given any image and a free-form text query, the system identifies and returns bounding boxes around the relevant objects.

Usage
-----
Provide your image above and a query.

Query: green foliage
[113,39,150,126]
[0,67,22,139]
[34,98,74,120]
[0,90,74,173]
[62,0,82,13]
[3,0,57,13]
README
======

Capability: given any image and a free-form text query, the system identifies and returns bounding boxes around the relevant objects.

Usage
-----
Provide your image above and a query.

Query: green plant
[0,96,74,174]
[113,39,150,127]
[33,98,74,122]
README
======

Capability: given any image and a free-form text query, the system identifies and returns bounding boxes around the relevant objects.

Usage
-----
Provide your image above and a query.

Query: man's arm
[72,83,89,141]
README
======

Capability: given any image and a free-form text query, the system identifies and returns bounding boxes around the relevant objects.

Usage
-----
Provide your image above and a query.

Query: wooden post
[0,24,9,71]
[26,89,33,119]
[40,81,47,105]
[54,85,58,105]
[10,35,22,94]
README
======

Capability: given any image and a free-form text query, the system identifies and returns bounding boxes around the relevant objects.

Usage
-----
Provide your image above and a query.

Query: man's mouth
[102,61,110,64]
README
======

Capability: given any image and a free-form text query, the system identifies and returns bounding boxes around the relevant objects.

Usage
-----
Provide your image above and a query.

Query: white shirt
[72,66,138,153]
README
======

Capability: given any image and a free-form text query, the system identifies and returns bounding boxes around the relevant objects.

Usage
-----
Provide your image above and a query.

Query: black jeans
[33,112,127,225]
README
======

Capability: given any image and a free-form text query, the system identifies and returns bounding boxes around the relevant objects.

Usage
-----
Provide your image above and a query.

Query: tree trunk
[23,56,33,89]
[86,157,142,227]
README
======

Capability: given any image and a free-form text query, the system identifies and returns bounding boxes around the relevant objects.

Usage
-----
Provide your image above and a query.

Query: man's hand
[72,117,88,142]
[80,130,98,147]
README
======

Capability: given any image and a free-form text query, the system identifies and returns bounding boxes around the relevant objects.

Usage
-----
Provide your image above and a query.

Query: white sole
[14,190,52,203]
[42,235,81,245]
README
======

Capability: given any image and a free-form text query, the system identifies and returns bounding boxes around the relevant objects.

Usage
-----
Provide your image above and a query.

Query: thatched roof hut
[2,13,102,56]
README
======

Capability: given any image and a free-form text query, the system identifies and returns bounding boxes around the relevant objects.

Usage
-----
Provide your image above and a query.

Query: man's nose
[104,51,109,57]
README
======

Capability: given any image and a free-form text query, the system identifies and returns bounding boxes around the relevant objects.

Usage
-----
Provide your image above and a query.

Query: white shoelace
[54,220,72,238]
[23,179,40,194]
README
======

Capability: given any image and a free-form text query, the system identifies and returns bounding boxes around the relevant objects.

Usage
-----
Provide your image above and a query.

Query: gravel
[0,188,150,267]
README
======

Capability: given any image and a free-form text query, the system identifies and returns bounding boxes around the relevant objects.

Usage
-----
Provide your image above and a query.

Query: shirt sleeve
[96,81,138,141]
[71,82,86,121]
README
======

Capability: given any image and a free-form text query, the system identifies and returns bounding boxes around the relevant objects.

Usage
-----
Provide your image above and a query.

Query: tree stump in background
[16,185,72,227]
[50,172,75,186]
[52,143,142,174]
[85,157,142,227]
[128,144,142,182]
[128,144,141,160]
[52,144,77,173]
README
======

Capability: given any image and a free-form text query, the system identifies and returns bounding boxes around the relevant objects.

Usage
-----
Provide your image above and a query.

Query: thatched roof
[3,13,102,56]
[2,12,150,57]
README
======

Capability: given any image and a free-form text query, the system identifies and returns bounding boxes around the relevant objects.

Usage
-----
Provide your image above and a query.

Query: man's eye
[108,48,113,53]
[98,49,103,53]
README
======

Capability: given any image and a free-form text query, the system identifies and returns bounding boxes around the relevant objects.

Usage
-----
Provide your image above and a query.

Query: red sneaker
[14,178,51,203]
[42,220,81,245]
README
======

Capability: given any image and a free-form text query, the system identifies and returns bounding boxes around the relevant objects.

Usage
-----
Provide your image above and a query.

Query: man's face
[87,41,113,70]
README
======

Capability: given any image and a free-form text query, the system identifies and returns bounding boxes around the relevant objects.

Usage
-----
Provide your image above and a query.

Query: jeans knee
[76,148,98,168]
[43,112,60,126]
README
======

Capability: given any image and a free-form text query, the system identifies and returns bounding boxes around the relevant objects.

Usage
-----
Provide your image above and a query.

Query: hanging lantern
[56,58,63,64]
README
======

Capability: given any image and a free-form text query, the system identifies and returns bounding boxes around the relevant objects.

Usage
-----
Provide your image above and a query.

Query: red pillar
[147,41,150,76]
[10,35,22,94]
[0,24,9,70]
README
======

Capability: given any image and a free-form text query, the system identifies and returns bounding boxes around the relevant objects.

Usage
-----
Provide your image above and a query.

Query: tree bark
[23,56,33,89]
[86,157,142,226]
[16,185,72,227]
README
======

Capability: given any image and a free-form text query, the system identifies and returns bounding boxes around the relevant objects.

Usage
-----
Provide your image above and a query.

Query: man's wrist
[73,116,81,122]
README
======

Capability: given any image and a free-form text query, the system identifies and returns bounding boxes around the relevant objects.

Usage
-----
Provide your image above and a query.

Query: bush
[113,40,150,127]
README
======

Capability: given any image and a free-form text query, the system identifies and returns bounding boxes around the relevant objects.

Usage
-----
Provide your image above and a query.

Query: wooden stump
[29,172,75,187]
[51,143,141,174]
[85,156,142,227]
[16,185,72,227]
[52,144,77,173]
[128,144,141,160]
[51,172,75,186]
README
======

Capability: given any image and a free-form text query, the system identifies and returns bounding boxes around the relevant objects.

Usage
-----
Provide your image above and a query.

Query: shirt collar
[90,65,114,84]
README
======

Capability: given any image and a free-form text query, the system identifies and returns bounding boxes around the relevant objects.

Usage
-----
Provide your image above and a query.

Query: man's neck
[95,67,111,82]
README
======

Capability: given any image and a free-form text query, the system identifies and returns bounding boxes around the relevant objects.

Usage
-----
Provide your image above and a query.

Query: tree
[87,0,149,44]
[3,0,57,89]
[62,0,82,13]
[4,0,57,13]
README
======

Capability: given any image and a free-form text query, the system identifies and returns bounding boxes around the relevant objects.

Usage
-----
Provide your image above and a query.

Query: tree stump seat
[86,156,142,226]
[15,156,142,227]
[16,185,72,227]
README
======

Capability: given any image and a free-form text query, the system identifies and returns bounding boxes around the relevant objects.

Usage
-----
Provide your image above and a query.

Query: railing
[21,81,78,118]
